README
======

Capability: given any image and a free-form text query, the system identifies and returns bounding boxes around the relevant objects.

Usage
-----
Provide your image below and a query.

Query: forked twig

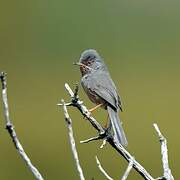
[59,83,154,179]
[59,83,174,180]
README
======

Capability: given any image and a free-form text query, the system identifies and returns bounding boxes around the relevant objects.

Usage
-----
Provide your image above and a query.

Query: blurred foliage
[0,0,179,179]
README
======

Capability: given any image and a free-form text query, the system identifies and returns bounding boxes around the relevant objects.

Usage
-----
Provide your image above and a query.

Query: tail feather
[107,106,128,146]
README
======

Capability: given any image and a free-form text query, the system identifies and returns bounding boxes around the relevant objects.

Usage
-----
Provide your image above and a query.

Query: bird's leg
[104,113,112,135]
[104,114,109,128]
[89,103,103,113]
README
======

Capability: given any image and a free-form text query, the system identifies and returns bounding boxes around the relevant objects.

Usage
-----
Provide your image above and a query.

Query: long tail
[107,106,128,146]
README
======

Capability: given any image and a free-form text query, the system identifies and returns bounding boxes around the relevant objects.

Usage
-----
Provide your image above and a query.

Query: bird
[75,49,128,146]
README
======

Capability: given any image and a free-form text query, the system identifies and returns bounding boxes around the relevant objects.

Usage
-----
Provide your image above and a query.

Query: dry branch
[61,99,85,180]
[95,156,113,180]
[153,124,174,180]
[60,83,154,179]
[59,83,174,180]
[0,72,44,180]
[121,157,134,180]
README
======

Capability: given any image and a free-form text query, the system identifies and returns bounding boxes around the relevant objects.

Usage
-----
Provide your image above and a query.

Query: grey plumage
[107,106,128,146]
[79,49,128,146]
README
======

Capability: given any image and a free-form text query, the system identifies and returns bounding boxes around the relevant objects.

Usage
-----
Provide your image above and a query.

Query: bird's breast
[81,75,107,109]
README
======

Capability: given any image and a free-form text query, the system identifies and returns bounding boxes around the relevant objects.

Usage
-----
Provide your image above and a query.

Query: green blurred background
[0,0,179,179]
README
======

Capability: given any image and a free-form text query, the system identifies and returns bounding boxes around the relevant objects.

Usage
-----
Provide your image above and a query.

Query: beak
[73,62,83,66]
[73,62,92,70]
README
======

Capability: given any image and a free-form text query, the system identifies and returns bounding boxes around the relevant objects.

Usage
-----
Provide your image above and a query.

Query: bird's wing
[87,70,121,110]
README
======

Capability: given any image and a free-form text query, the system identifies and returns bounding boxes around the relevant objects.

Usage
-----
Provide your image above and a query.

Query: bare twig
[61,99,85,180]
[95,156,113,180]
[153,123,174,180]
[80,135,102,144]
[59,83,154,180]
[65,83,75,98]
[60,83,174,180]
[0,72,44,180]
[121,157,134,180]
[100,139,107,149]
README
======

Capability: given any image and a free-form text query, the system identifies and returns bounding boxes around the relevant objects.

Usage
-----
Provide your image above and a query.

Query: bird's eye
[86,56,91,60]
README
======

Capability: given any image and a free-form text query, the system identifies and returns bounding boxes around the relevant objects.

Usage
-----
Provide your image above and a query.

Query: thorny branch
[0,72,44,180]
[59,83,174,180]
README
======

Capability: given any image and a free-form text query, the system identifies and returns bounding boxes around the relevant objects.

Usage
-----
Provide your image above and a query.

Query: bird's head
[75,49,105,76]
